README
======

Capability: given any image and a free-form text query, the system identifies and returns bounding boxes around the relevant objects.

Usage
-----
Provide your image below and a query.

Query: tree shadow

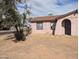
[5,35,19,43]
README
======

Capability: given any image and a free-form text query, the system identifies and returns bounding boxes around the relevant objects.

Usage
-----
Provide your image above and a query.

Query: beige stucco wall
[55,14,78,36]
[31,14,78,36]
[31,22,52,34]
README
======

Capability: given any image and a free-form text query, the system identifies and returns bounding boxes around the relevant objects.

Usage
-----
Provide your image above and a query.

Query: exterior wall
[55,14,78,36]
[31,22,52,34]
[31,14,78,36]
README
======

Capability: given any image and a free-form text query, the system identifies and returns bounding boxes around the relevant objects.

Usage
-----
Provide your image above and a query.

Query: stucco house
[30,10,78,36]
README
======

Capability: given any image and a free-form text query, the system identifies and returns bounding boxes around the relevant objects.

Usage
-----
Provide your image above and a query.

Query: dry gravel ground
[0,33,78,59]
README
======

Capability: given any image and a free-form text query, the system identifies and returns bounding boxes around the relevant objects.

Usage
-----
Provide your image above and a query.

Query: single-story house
[30,10,78,36]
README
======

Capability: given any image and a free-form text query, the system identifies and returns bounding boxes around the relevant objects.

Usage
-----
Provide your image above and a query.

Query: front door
[64,19,71,35]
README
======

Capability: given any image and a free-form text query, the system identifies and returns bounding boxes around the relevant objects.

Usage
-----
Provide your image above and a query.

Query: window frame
[36,22,43,30]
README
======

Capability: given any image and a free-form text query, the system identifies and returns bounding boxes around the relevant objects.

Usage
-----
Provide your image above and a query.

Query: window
[36,22,43,30]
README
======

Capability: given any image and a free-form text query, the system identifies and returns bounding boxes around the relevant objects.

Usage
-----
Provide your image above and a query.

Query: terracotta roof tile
[31,9,78,22]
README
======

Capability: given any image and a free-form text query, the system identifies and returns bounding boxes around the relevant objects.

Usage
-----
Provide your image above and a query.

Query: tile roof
[31,9,78,22]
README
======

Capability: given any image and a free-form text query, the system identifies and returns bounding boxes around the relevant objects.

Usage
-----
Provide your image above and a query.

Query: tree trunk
[14,25,26,41]
[52,30,55,35]
[52,19,57,35]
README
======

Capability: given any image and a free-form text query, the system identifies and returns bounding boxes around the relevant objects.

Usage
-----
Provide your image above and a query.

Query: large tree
[0,0,32,41]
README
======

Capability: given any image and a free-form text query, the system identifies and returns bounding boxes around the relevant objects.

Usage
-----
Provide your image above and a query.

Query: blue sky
[26,0,78,16]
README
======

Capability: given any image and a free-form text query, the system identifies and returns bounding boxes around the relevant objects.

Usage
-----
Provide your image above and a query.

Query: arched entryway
[62,19,71,35]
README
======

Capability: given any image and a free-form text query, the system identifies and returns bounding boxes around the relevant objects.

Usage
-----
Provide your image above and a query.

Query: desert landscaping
[0,0,78,59]
[0,33,78,59]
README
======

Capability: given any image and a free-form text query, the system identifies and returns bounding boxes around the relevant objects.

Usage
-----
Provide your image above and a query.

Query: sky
[17,0,78,17]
